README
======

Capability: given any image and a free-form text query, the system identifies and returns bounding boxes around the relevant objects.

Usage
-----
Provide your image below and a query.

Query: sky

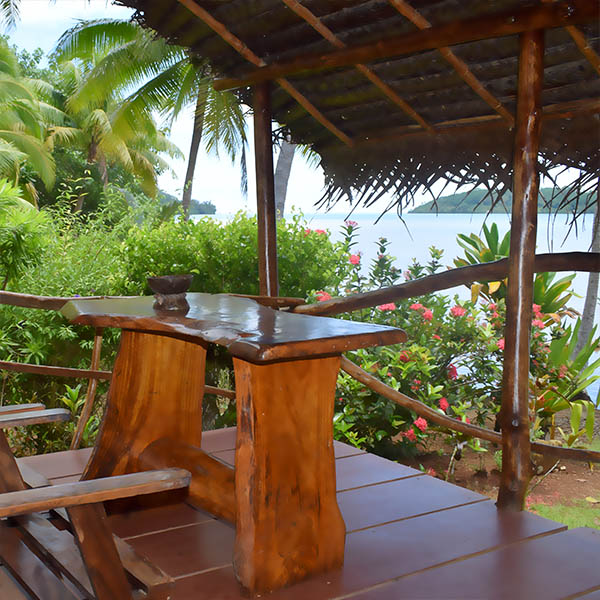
[5,0,354,215]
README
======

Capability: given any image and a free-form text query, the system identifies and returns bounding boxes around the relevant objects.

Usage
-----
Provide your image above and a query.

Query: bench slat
[0,408,71,429]
[0,403,45,415]
[0,469,190,518]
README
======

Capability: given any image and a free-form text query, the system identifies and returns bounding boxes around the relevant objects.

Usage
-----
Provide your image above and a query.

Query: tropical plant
[0,38,61,198]
[53,19,247,215]
[0,178,50,289]
[454,222,575,316]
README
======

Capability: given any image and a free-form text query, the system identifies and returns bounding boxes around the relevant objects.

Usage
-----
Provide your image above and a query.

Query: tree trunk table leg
[84,331,207,479]
[232,356,345,593]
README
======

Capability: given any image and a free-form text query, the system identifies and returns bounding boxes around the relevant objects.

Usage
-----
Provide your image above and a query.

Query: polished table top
[61,293,406,363]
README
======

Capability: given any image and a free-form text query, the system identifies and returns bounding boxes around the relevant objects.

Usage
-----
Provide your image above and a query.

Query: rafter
[352,97,600,148]
[175,0,353,146]
[281,0,433,133]
[213,0,599,91]
[388,0,514,126]
[566,25,600,76]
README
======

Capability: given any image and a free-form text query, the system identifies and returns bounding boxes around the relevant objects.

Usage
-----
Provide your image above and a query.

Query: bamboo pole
[71,329,103,450]
[253,82,279,297]
[497,29,545,510]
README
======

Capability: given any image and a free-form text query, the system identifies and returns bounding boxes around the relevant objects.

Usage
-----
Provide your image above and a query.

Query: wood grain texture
[213,0,598,90]
[0,408,71,429]
[498,29,545,511]
[62,294,406,363]
[0,360,111,380]
[0,430,26,493]
[233,356,345,593]
[294,252,600,316]
[0,469,190,518]
[0,520,78,600]
[254,82,279,297]
[0,567,28,600]
[139,438,236,522]
[84,331,206,479]
[16,513,94,598]
[0,403,45,415]
[68,503,133,600]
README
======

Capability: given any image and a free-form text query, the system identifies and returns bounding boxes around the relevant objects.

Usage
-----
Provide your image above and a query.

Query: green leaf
[570,402,582,435]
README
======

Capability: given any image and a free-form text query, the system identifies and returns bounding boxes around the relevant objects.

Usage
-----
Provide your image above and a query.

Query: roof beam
[175,0,353,146]
[351,97,600,148]
[388,0,514,126]
[566,25,600,76]
[214,0,599,91]
[281,0,434,133]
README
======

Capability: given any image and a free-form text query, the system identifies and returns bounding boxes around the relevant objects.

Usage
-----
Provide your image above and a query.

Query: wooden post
[497,29,545,510]
[253,82,279,297]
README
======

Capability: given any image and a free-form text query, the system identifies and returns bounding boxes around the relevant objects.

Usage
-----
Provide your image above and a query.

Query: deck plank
[348,528,600,600]
[13,433,600,600]
[338,474,487,532]
[167,501,566,599]
[17,448,92,481]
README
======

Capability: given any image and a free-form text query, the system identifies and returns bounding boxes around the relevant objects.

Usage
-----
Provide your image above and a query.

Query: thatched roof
[117,0,600,214]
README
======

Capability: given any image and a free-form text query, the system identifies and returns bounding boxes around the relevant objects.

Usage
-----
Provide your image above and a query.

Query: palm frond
[0,129,55,188]
[0,0,19,31]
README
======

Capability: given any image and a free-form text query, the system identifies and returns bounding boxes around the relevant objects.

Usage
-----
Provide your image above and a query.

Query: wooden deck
[7,427,600,599]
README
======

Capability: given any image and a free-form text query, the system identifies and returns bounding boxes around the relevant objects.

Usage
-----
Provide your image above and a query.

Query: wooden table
[62,293,406,593]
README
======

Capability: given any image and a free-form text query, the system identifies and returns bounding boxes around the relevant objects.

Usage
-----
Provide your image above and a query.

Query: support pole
[253,82,279,296]
[497,29,544,510]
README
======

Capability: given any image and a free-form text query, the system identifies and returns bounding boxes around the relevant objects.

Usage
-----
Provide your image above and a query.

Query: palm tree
[53,19,247,217]
[0,38,60,200]
[49,25,182,199]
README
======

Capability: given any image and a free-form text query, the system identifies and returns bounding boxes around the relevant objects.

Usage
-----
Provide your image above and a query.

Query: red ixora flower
[439,397,449,412]
[532,318,545,329]
[349,254,360,265]
[488,302,497,311]
[532,303,542,317]
[450,305,467,317]
[316,291,331,302]
[403,428,417,442]
[432,334,441,340]
[422,309,433,321]
[315,229,327,235]
[497,338,505,350]
[414,417,428,432]
[447,364,458,380]
[304,228,312,236]
[409,302,424,311]
[345,220,358,227]
[399,351,411,363]
[426,467,437,477]
[377,302,396,311]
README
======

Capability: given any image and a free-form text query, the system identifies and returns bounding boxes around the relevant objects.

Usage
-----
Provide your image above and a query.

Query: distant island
[411,187,595,214]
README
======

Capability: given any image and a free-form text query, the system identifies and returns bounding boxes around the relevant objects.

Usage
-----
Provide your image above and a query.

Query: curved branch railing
[342,357,600,463]
[293,252,600,316]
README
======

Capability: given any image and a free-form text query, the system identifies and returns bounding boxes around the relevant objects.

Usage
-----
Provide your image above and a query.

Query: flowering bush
[322,222,596,458]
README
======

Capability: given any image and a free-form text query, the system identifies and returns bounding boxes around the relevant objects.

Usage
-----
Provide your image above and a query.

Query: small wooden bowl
[147,274,193,312]
[147,274,193,295]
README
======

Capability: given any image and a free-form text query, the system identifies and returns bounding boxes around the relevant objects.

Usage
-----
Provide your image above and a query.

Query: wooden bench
[0,403,191,600]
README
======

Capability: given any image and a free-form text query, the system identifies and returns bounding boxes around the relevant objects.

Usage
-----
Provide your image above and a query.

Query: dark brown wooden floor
[12,427,600,599]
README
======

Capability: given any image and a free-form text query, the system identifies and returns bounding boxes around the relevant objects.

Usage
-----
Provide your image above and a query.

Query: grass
[530,501,600,530]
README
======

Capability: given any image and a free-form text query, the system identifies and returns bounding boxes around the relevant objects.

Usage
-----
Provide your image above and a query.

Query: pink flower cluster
[349,254,360,265]
[345,220,358,228]
[497,338,505,350]
[450,305,467,317]
[410,302,433,322]
[377,302,396,311]
[315,291,331,302]
[447,364,458,380]
[439,397,449,412]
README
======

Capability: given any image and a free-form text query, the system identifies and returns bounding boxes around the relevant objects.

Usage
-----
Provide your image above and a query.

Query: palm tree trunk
[274,139,296,220]
[573,182,600,357]
[182,90,205,221]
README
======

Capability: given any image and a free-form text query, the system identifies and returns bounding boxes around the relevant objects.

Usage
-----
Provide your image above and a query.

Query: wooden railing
[0,291,238,450]
[2,255,599,466]
[292,251,600,466]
